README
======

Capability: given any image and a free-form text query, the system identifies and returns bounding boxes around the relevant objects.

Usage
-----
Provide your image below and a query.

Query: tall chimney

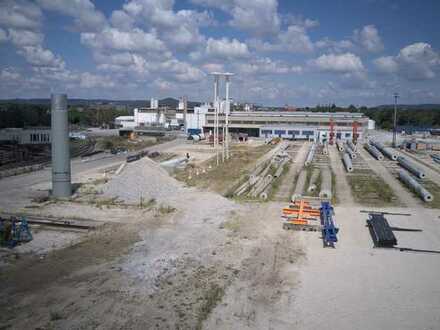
[51,94,71,197]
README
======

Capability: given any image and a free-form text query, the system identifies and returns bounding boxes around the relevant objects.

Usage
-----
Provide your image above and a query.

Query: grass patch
[331,169,338,205]
[155,205,176,215]
[347,173,397,206]
[412,180,440,209]
[174,144,273,196]
[95,135,174,152]
[196,284,225,330]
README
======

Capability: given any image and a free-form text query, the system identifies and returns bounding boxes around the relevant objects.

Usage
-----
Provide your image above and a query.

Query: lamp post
[393,92,399,148]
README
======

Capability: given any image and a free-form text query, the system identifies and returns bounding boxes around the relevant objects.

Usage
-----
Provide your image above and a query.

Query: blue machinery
[0,216,33,248]
[320,201,339,247]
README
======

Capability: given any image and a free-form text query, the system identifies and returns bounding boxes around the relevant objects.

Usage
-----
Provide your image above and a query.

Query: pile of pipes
[304,143,316,166]
[321,142,329,155]
[336,139,344,152]
[233,143,290,200]
[293,166,332,201]
[341,140,356,172]
[396,156,432,202]
[369,140,398,160]
[431,154,440,164]
[364,143,384,160]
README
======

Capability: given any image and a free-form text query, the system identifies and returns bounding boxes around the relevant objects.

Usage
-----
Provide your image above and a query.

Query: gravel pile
[103,157,184,204]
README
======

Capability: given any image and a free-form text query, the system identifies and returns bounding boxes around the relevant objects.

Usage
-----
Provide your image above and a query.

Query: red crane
[352,121,359,144]
[329,117,335,145]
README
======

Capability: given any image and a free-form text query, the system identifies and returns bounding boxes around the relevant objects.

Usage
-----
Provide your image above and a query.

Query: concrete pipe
[336,139,345,152]
[397,156,426,179]
[319,167,332,199]
[252,175,273,197]
[343,153,354,172]
[322,144,329,155]
[371,140,398,161]
[304,143,316,166]
[381,147,398,161]
[399,170,433,202]
[307,168,320,193]
[292,170,307,201]
[364,144,384,160]
[347,140,357,152]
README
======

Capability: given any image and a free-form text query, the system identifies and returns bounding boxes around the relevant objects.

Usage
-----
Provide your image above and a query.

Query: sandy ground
[1,137,440,330]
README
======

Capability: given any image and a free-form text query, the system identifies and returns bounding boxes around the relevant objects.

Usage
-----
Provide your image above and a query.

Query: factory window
[302,130,314,136]
[336,132,342,139]
[345,133,351,138]
[274,130,286,135]
[261,129,272,135]
[288,130,300,135]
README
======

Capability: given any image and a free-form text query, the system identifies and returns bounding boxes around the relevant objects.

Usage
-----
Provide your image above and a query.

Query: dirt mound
[103,157,184,204]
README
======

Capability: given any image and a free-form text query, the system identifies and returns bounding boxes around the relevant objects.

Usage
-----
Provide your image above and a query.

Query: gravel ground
[103,156,185,204]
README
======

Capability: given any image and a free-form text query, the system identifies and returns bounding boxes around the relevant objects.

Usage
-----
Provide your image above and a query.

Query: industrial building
[0,127,51,145]
[116,100,370,142]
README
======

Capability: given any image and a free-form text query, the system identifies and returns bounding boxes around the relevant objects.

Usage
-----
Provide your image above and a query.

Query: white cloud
[374,56,398,73]
[192,0,280,36]
[18,45,65,70]
[229,0,280,36]
[248,25,314,53]
[354,25,384,52]
[309,53,365,73]
[206,37,250,59]
[110,10,135,31]
[36,0,107,32]
[8,29,44,47]
[374,42,440,80]
[80,28,166,52]
[79,72,115,89]
[0,0,42,30]
[315,38,354,53]
[0,67,21,81]
[234,57,302,75]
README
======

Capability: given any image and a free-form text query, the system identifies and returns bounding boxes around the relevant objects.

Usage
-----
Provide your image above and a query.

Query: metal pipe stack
[364,143,384,160]
[399,170,433,202]
[51,94,71,197]
[304,143,316,166]
[319,167,332,199]
[307,168,320,193]
[397,156,426,179]
[343,153,354,172]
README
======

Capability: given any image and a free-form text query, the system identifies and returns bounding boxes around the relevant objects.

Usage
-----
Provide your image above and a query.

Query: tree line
[0,103,131,129]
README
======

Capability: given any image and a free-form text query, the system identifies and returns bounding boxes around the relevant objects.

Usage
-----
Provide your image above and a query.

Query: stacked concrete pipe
[347,140,357,152]
[370,140,398,161]
[397,156,426,179]
[343,153,354,172]
[364,143,384,160]
[336,139,344,152]
[319,167,332,199]
[399,170,433,202]
[307,168,320,193]
[304,143,316,166]
[292,170,307,201]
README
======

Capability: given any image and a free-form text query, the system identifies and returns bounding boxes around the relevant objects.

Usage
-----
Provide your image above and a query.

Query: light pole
[393,92,399,148]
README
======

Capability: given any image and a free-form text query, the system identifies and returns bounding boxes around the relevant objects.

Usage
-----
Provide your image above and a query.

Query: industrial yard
[1,112,440,329]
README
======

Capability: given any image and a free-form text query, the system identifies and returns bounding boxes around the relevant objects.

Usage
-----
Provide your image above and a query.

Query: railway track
[0,212,104,230]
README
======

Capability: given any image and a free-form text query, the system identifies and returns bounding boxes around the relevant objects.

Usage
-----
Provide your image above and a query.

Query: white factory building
[116,97,373,142]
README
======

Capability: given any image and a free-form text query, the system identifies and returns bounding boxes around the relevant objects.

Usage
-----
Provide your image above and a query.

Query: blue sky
[0,0,439,107]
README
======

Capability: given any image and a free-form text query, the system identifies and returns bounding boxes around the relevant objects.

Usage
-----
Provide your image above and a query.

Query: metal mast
[393,92,399,148]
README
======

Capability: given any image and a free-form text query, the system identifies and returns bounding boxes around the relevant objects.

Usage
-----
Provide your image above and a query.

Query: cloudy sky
[0,0,439,106]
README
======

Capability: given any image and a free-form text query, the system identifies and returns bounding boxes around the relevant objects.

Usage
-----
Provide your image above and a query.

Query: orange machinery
[282,200,321,230]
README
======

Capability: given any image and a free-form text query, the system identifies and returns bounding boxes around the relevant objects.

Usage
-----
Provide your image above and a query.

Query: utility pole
[393,92,399,148]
